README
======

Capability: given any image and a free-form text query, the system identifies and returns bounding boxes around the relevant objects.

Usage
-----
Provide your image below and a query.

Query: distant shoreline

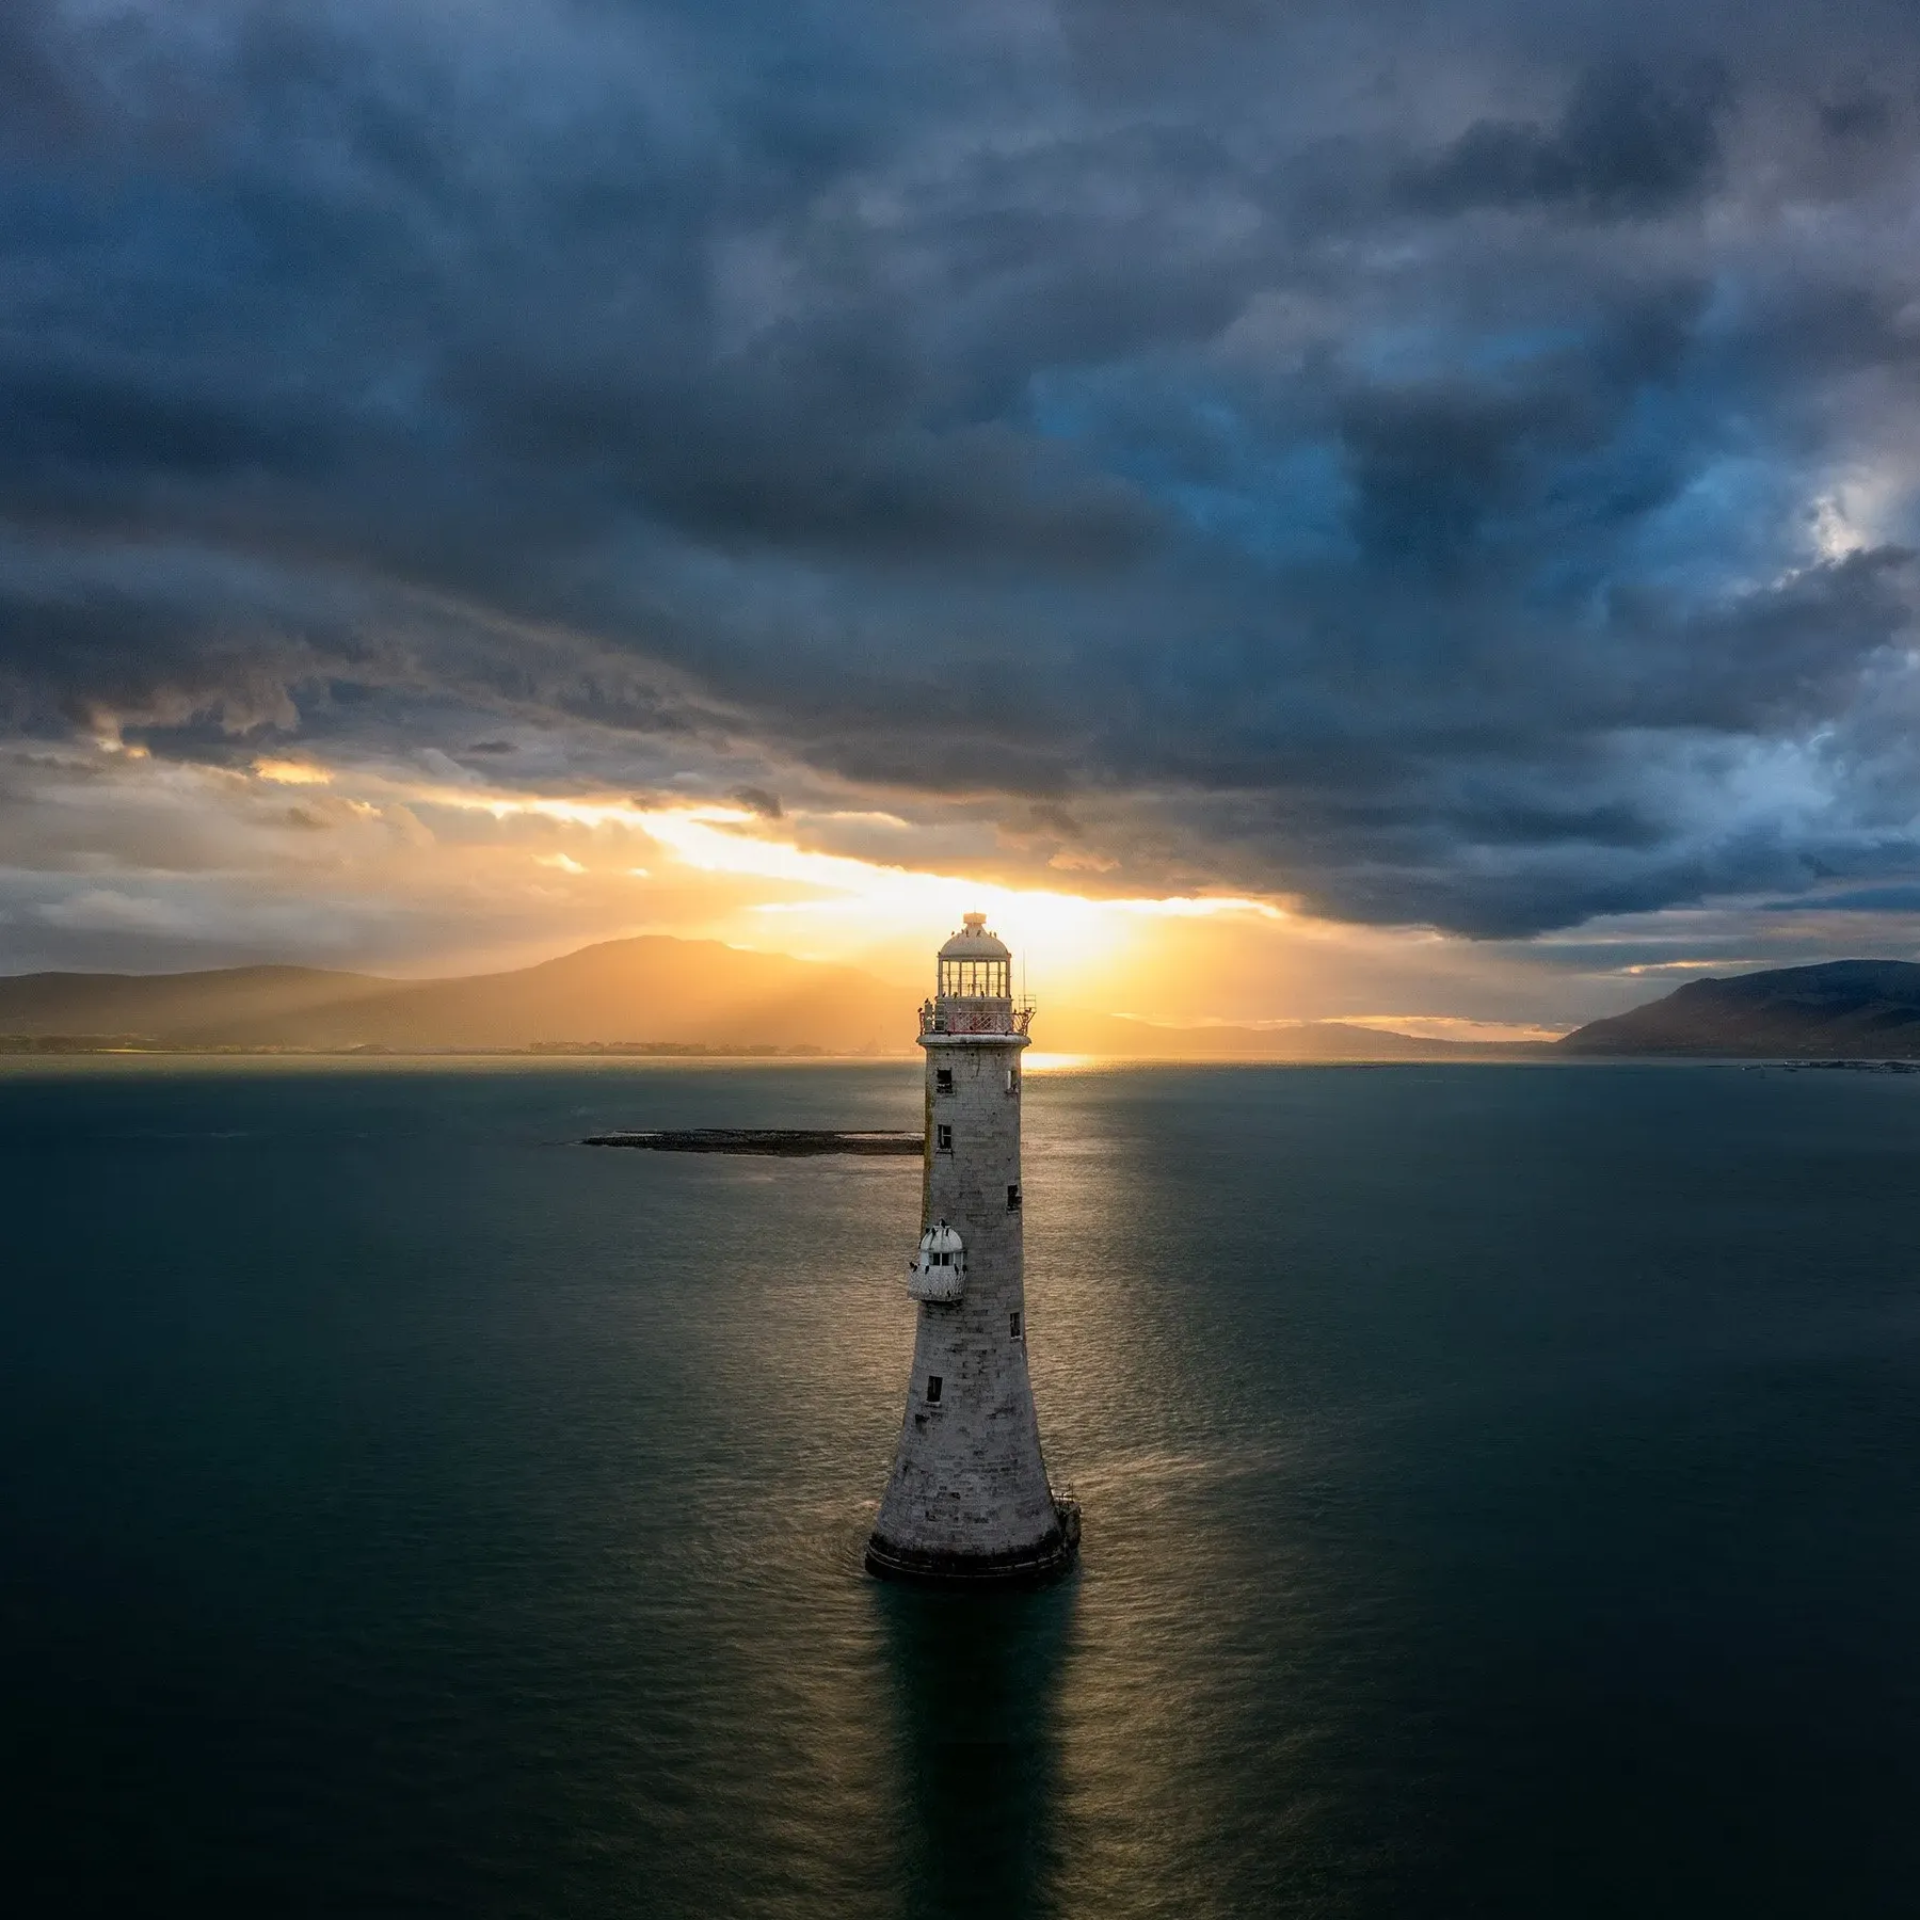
[0,1037,863,1059]
[14,1040,1920,1067]
[0,1033,1548,1063]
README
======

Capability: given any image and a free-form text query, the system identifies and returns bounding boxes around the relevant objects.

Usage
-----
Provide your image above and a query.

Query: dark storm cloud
[4,0,1920,937]
[730,784,783,819]
[1396,62,1729,220]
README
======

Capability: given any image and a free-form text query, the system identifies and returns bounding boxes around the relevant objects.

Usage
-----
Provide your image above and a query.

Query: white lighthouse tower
[867,914,1080,1586]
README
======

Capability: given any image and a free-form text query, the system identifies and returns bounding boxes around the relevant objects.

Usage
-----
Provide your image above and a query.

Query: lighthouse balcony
[919,997,1035,1038]
[907,1222,966,1303]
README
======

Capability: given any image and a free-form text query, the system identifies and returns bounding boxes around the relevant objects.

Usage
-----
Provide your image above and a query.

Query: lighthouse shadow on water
[873,1578,1075,1920]
[861,915,1079,1914]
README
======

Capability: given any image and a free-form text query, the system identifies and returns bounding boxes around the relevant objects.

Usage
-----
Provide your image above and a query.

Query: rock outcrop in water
[1561,960,1920,1057]
[585,1129,922,1156]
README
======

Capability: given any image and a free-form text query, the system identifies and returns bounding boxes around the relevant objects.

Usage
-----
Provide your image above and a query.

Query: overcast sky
[5,0,1920,1025]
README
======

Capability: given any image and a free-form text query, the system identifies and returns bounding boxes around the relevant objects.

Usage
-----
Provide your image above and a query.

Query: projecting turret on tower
[867,914,1080,1586]
[908,1222,967,1304]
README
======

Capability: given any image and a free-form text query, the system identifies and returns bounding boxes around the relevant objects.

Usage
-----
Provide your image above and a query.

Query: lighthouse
[867,915,1080,1586]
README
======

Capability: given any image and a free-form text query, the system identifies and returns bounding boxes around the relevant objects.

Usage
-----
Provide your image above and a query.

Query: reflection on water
[877,1582,1074,1920]
[9,1062,1920,1916]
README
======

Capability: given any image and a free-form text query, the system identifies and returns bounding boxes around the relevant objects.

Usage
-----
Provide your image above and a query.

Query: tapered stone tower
[867,915,1080,1586]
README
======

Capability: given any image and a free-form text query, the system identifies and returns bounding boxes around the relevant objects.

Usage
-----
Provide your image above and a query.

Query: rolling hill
[0,938,906,1053]
[1035,1007,1506,1060]
[1559,960,1920,1057]
[0,935,1526,1059]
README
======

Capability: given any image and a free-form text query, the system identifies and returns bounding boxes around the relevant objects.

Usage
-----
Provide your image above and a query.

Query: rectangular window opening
[1007,1183,1022,1210]
[1010,1312,1022,1339]
[1005,1067,1018,1094]
[926,1374,943,1404]
[935,1124,953,1152]
[935,1068,953,1093]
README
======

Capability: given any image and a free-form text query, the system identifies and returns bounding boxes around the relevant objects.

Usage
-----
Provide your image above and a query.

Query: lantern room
[936,913,1011,999]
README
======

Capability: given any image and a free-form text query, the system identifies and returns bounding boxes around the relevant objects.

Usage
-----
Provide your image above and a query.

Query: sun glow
[40,734,1613,1036]
[372,777,1288,999]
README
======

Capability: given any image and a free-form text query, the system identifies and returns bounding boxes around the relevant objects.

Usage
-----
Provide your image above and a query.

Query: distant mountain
[0,938,907,1053]
[0,935,1528,1058]
[1560,960,1920,1057]
[1035,1007,1524,1060]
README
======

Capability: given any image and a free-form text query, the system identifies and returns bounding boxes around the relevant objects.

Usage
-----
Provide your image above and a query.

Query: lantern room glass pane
[938,954,1010,996]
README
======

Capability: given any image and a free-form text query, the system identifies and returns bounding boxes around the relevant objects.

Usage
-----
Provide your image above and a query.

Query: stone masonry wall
[873,1031,1060,1561]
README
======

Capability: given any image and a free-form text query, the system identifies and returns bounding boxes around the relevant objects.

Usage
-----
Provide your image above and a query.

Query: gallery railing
[920,998,1035,1037]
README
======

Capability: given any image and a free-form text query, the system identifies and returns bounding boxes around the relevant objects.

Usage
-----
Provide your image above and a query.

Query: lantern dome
[937,912,1010,963]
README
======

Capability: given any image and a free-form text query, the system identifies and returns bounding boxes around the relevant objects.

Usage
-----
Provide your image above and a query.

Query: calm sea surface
[6,1059,1920,1916]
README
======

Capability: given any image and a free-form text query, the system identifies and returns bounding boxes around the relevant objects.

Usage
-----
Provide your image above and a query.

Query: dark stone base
[866,1500,1081,1589]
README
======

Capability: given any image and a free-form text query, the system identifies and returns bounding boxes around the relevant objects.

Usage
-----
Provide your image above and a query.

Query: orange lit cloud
[11,736,1847,1036]
[253,758,334,787]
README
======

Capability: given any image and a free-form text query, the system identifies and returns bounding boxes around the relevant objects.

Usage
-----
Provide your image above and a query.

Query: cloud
[1397,63,1729,220]
[0,0,1919,960]
[37,889,201,936]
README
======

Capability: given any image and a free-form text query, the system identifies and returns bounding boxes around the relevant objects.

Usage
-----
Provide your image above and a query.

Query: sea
[5,1058,1920,1917]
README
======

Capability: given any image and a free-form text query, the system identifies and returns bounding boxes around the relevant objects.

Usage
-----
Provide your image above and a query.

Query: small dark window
[1007,1183,1022,1210]
[935,1068,953,1093]
[926,1374,943,1404]
[1010,1312,1022,1339]
[936,1124,953,1152]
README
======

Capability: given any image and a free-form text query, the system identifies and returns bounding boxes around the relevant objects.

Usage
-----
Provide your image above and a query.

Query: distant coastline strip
[584,1128,923,1156]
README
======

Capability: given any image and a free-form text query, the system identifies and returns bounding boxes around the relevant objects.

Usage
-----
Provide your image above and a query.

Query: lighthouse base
[865,1499,1080,1589]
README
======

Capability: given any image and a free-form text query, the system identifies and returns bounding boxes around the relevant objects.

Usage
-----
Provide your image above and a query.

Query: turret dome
[907,1220,966,1304]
